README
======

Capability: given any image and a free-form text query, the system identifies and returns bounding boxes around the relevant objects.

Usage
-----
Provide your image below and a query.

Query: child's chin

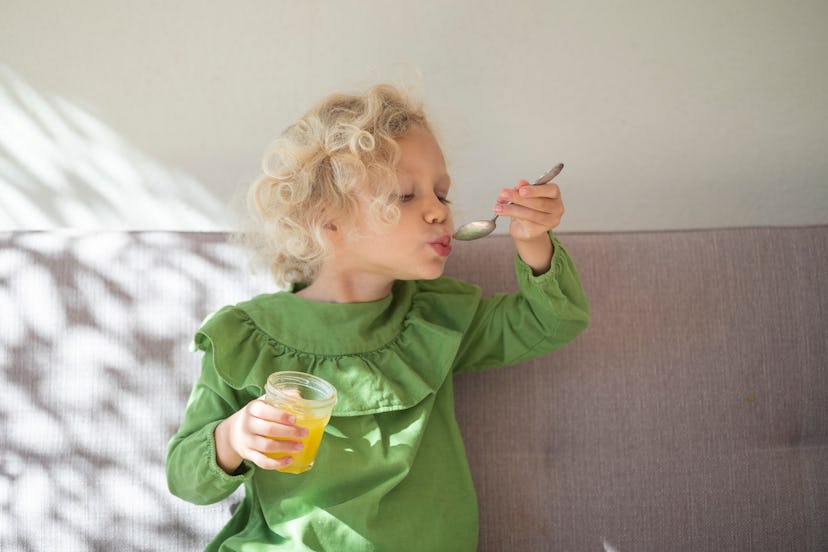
[401,268,445,281]
[421,267,446,280]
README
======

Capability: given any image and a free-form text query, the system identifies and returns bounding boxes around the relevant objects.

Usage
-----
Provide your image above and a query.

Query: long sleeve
[166,349,255,505]
[452,234,589,373]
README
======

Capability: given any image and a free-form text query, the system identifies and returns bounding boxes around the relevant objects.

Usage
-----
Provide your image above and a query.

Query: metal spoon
[453,163,564,241]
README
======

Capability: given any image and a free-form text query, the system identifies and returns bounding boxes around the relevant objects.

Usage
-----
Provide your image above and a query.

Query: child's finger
[247,415,309,440]
[517,182,561,200]
[499,202,563,228]
[247,449,294,471]
[248,398,298,425]
[497,184,561,206]
[495,196,563,219]
[254,434,304,456]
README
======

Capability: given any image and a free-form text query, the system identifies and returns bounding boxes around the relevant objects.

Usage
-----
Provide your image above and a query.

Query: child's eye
[396,192,450,204]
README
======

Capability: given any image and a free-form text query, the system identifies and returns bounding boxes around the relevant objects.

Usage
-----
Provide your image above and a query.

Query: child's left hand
[494,179,564,241]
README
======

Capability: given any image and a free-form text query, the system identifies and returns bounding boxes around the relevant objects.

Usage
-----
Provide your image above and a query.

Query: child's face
[341,126,454,282]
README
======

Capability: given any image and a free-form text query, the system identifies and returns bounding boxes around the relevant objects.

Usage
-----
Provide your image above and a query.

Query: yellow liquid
[266,415,330,474]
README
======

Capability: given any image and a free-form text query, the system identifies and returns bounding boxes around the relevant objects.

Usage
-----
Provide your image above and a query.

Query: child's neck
[296,271,394,304]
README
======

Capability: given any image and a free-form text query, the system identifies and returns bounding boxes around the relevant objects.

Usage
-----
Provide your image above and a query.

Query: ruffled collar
[239,281,411,355]
[194,278,481,416]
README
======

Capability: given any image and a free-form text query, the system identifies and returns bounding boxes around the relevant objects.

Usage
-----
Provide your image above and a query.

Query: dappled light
[0,66,228,230]
[0,231,273,549]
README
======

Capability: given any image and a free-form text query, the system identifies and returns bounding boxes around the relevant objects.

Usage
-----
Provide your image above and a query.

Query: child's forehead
[395,129,450,181]
[395,163,452,186]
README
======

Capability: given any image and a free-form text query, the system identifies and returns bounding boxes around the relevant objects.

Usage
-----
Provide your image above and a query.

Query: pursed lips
[429,235,452,257]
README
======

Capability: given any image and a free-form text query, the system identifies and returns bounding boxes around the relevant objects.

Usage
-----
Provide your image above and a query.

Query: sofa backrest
[1,226,826,551]
[450,226,828,551]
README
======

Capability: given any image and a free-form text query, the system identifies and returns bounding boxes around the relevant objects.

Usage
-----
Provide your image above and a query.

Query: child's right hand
[214,398,309,473]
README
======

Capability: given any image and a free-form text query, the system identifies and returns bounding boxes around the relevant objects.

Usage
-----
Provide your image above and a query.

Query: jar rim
[265,371,337,408]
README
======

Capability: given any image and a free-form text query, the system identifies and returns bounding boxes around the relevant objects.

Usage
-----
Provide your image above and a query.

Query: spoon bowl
[453,219,498,240]
[453,163,564,241]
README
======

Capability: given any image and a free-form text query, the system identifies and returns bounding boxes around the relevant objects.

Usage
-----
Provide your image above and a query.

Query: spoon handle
[532,163,564,186]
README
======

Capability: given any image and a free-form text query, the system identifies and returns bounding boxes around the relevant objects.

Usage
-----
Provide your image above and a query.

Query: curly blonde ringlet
[242,84,431,289]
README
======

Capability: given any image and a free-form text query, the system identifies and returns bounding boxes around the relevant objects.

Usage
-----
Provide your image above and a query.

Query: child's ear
[323,221,341,244]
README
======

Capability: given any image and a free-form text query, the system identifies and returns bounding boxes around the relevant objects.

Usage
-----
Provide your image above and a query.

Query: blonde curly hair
[241,84,432,288]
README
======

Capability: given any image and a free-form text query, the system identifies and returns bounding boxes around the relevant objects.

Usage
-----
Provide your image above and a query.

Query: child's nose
[425,195,450,224]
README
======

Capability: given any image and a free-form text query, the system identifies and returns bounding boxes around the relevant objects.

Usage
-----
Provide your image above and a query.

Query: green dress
[166,235,589,551]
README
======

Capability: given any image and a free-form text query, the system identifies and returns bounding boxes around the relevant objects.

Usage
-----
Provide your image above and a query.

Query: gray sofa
[1,226,826,551]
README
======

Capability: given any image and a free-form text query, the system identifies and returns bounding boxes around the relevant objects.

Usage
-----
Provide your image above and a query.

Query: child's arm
[452,233,589,374]
[166,366,250,505]
[451,177,587,373]
[494,178,564,275]
[166,351,305,505]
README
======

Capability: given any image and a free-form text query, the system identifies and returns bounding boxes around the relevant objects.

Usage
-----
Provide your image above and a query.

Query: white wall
[1,0,826,232]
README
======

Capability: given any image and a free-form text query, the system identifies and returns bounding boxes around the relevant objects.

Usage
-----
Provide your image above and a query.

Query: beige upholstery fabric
[451,227,827,551]
[1,227,825,550]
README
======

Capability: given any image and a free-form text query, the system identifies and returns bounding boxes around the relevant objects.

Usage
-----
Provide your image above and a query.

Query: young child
[166,84,589,551]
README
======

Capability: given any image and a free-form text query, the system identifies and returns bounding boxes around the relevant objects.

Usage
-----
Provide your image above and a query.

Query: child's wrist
[514,233,554,276]
[214,417,244,474]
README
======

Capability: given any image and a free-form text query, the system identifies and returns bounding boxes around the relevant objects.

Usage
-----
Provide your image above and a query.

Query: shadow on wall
[0,231,274,549]
[0,66,228,230]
